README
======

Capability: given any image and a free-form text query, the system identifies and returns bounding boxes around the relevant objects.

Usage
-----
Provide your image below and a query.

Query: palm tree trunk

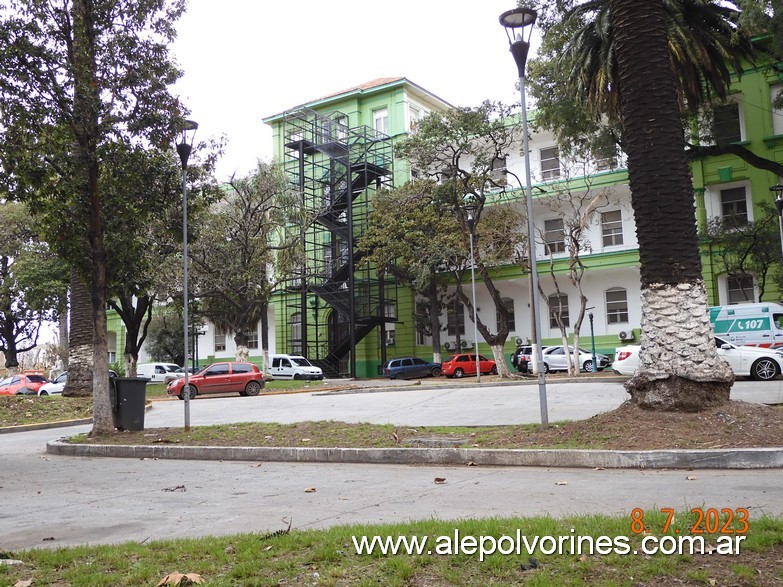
[609,0,733,410]
[63,269,93,397]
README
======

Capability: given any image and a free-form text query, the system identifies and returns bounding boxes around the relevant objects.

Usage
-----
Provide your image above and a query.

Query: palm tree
[562,0,756,120]
[607,0,733,409]
[62,270,93,397]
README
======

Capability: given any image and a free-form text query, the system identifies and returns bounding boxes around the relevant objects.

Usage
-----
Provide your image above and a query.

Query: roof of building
[262,77,453,123]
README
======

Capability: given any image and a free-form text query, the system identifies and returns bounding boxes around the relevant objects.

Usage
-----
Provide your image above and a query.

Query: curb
[0,418,92,434]
[45,440,783,470]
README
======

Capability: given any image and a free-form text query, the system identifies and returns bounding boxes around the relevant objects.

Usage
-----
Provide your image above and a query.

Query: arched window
[605,288,629,324]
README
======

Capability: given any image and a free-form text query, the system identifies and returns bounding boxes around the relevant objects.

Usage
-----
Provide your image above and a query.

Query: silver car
[542,346,611,373]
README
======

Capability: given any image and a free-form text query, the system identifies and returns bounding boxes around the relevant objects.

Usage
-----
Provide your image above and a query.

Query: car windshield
[291,357,312,367]
[0,377,12,386]
[163,364,181,372]
[27,375,47,383]
[444,356,457,362]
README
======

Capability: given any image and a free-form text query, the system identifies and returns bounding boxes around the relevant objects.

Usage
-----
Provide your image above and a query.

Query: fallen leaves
[162,485,187,492]
[434,477,447,484]
[14,580,33,587]
[554,481,568,486]
[157,572,204,585]
[304,487,316,493]
[685,476,697,481]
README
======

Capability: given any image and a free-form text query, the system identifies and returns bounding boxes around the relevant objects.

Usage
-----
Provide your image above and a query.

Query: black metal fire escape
[280,107,395,377]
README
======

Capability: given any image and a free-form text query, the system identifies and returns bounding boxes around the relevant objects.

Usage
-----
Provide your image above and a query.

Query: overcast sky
[171,0,534,180]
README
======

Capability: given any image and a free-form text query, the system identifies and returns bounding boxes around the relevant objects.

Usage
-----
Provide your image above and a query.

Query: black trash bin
[111,377,149,431]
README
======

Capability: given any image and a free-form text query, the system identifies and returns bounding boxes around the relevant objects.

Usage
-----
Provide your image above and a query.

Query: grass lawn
[2,513,782,586]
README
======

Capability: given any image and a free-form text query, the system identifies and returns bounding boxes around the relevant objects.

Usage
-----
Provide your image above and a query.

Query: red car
[166,361,265,400]
[0,373,49,395]
[440,353,497,378]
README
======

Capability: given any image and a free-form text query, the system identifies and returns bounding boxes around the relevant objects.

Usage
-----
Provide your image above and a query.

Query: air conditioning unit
[618,330,634,342]
[444,341,453,351]
[515,336,524,346]
[460,340,470,349]
[385,332,396,346]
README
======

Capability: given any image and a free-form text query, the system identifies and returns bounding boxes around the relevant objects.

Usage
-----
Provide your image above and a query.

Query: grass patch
[1,514,781,586]
[0,396,92,427]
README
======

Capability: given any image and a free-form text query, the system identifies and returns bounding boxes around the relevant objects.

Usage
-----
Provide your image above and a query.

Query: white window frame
[373,108,389,137]
[720,186,749,227]
[214,326,227,352]
[721,273,757,305]
[605,287,629,324]
[540,146,561,180]
[601,210,624,247]
[496,297,516,332]
[771,83,783,136]
[548,293,570,328]
[713,99,744,144]
[544,218,566,254]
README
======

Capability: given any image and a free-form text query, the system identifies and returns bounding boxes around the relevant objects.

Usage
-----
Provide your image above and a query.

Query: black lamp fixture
[177,119,199,170]
[461,195,479,234]
[499,7,538,77]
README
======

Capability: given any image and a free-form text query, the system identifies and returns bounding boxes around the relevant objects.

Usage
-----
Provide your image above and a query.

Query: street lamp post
[771,184,783,260]
[587,308,597,373]
[461,197,482,383]
[176,119,198,431]
[500,7,548,426]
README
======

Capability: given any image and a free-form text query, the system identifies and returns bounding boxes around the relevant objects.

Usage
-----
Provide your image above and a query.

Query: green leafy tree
[702,202,781,303]
[359,180,463,363]
[190,162,303,369]
[0,0,189,433]
[606,0,733,409]
[395,103,528,376]
[145,312,186,366]
[0,202,67,371]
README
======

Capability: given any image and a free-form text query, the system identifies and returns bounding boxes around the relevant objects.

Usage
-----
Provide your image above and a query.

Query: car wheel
[389,372,397,380]
[293,374,301,380]
[543,363,550,374]
[583,360,593,372]
[490,365,498,375]
[431,367,442,377]
[39,390,48,396]
[454,368,464,379]
[751,358,780,381]
[245,381,262,396]
[184,385,197,400]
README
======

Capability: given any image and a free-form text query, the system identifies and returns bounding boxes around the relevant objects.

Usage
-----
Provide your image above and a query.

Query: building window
[595,145,619,171]
[496,297,515,332]
[409,105,421,131]
[540,146,560,180]
[447,300,465,337]
[772,84,783,135]
[714,103,742,145]
[489,155,507,188]
[544,218,566,254]
[373,108,389,137]
[548,294,570,328]
[727,274,755,304]
[247,330,258,350]
[289,313,302,354]
[601,210,624,247]
[720,186,748,227]
[335,115,348,140]
[214,326,227,352]
[606,288,629,324]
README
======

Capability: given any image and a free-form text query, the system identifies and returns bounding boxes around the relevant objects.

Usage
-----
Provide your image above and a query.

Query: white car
[541,346,612,373]
[38,372,68,396]
[611,336,783,381]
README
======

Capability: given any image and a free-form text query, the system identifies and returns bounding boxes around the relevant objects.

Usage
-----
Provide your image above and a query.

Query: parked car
[611,336,783,381]
[510,344,551,373]
[166,362,265,399]
[0,373,49,395]
[440,354,497,378]
[383,357,441,379]
[38,372,68,396]
[267,354,324,381]
[137,363,186,384]
[540,346,612,373]
[38,370,119,396]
